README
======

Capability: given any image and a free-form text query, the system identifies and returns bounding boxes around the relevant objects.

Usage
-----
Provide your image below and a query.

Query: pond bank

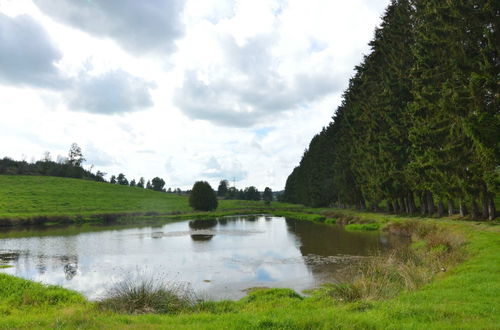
[0,208,498,328]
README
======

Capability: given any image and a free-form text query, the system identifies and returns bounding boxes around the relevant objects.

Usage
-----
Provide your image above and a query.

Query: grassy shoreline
[1,208,498,328]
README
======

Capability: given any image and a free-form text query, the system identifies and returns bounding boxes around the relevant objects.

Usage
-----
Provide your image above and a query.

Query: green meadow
[0,175,298,223]
[0,175,499,329]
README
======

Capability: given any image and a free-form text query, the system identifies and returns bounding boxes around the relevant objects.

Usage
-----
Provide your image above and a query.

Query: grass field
[0,175,299,224]
[0,175,499,328]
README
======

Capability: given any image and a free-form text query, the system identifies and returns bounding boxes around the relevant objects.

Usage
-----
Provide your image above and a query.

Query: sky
[0,0,390,191]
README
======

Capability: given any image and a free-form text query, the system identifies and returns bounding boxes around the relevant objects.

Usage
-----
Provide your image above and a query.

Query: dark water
[0,216,398,300]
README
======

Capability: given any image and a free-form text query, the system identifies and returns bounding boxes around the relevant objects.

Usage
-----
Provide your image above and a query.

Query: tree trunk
[447,199,454,216]
[387,201,394,213]
[394,199,401,214]
[408,192,416,214]
[481,193,489,220]
[459,200,468,217]
[400,197,407,214]
[404,196,410,214]
[488,195,496,220]
[471,198,480,220]
[420,192,426,216]
[437,201,444,217]
[426,192,435,215]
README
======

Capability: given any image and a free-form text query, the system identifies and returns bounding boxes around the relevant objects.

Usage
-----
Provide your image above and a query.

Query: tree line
[283,0,498,220]
[216,180,273,204]
[0,144,188,194]
[0,144,104,181]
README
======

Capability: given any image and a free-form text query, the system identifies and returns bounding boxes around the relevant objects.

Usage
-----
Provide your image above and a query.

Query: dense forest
[284,0,499,220]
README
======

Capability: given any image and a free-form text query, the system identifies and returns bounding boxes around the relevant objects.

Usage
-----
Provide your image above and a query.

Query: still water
[0,216,396,300]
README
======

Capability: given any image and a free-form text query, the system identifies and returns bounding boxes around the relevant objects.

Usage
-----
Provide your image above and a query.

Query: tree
[110,175,117,184]
[95,171,106,182]
[42,151,51,162]
[151,177,166,191]
[263,187,273,205]
[117,173,128,186]
[129,179,136,187]
[217,180,229,197]
[146,180,152,189]
[137,177,145,188]
[244,186,260,201]
[67,143,85,167]
[189,181,218,211]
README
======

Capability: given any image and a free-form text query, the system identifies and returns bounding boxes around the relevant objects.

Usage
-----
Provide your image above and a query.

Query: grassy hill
[0,175,192,219]
[0,175,298,224]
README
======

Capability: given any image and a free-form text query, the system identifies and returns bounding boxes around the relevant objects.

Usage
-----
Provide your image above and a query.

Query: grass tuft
[98,276,198,315]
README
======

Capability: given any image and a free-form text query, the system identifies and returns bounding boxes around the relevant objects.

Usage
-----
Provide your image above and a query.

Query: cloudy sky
[0,0,389,190]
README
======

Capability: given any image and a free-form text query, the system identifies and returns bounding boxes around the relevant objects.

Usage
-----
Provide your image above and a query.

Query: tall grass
[321,221,467,302]
[98,275,199,315]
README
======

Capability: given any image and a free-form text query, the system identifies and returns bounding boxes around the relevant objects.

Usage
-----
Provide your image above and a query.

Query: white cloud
[0,0,390,190]
[65,70,155,114]
[0,13,65,88]
[32,0,185,55]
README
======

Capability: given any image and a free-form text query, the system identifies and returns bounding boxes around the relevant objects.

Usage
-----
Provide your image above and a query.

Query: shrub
[98,276,197,314]
[189,181,218,211]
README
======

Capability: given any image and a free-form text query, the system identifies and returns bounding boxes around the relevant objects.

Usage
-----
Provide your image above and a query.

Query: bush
[98,276,197,314]
[189,181,218,211]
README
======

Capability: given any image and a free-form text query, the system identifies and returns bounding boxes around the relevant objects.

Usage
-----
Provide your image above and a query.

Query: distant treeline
[216,180,275,203]
[284,0,498,220]
[0,156,188,194]
[0,157,105,181]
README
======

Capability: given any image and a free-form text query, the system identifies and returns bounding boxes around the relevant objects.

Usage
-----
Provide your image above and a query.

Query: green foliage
[189,181,218,211]
[263,187,273,205]
[345,223,380,231]
[217,180,229,197]
[116,173,128,186]
[243,186,260,201]
[67,143,85,167]
[0,156,101,181]
[283,0,499,220]
[272,211,326,223]
[151,177,166,192]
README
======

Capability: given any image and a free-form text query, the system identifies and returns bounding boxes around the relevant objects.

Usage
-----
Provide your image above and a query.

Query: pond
[0,215,400,300]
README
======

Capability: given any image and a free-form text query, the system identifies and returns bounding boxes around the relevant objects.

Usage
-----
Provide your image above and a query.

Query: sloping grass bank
[0,175,301,226]
[0,209,498,329]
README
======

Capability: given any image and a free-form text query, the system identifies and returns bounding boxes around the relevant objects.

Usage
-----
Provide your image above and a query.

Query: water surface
[0,216,396,300]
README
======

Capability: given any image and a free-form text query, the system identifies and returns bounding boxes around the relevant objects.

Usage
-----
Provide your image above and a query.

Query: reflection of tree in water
[284,218,386,257]
[63,263,78,280]
[217,218,228,226]
[190,234,214,242]
[58,255,79,280]
[245,215,258,222]
[0,251,21,263]
[36,255,48,274]
[189,219,216,242]
[189,219,217,229]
